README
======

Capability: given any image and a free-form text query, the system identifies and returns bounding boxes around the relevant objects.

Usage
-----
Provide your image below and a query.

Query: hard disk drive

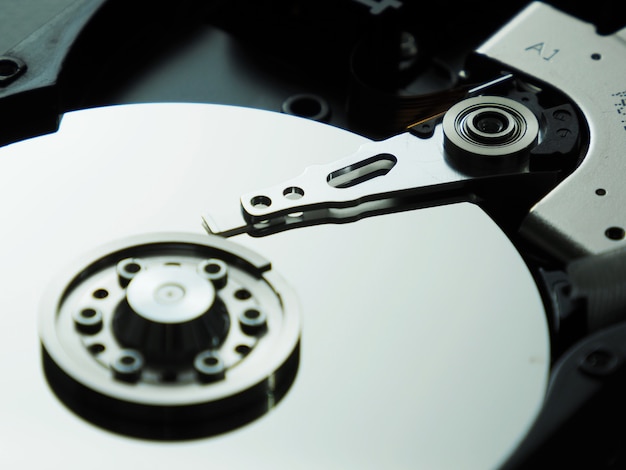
[0,103,548,468]
[0,1,625,468]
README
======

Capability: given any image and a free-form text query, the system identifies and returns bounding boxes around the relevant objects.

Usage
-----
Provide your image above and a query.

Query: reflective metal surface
[0,103,548,468]
[478,2,626,259]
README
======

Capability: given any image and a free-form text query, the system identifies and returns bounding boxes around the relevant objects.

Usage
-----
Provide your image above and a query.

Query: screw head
[579,347,622,377]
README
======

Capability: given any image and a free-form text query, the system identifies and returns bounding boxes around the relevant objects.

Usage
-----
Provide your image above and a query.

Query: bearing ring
[443,96,539,172]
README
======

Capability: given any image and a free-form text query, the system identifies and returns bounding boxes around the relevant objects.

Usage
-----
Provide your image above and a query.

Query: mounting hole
[283,186,304,200]
[235,344,252,356]
[596,188,607,196]
[250,195,272,209]
[234,288,252,300]
[591,53,602,60]
[93,289,109,299]
[281,94,330,122]
[0,58,19,78]
[88,344,106,354]
[605,227,625,240]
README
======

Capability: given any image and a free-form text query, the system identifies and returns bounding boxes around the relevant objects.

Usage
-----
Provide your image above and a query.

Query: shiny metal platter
[0,103,548,469]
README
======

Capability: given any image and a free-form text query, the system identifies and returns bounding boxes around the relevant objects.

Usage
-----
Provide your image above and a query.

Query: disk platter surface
[0,104,549,469]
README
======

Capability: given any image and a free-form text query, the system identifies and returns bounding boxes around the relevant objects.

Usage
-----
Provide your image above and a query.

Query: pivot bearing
[443,95,539,173]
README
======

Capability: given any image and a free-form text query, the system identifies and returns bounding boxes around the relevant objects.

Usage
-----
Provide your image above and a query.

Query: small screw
[116,258,144,287]
[73,307,103,335]
[552,109,571,122]
[556,128,571,138]
[111,349,144,383]
[579,347,621,377]
[239,308,267,336]
[194,351,225,383]
[197,258,228,289]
